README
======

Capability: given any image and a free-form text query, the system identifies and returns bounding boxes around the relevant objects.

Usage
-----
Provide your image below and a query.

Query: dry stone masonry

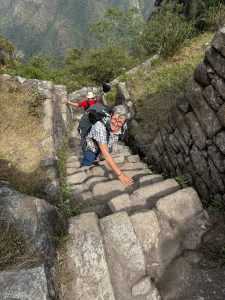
[57,112,210,300]
[0,74,72,198]
[146,27,225,204]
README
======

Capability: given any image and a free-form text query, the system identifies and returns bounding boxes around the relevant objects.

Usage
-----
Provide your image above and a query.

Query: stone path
[58,115,210,300]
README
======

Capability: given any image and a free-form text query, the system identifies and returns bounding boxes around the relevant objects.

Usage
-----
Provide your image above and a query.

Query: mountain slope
[0,0,155,58]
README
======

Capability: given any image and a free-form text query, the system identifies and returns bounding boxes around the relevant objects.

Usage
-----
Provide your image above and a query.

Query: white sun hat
[87,91,95,99]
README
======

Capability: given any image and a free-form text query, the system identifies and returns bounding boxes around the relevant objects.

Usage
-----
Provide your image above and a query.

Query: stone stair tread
[59,212,115,300]
[130,210,161,273]
[92,180,134,202]
[84,176,109,189]
[80,204,111,218]
[66,161,81,169]
[0,264,50,300]
[127,155,141,163]
[156,187,203,224]
[67,155,80,163]
[109,169,152,180]
[87,166,106,177]
[131,179,180,209]
[96,156,125,165]
[112,151,132,158]
[66,167,81,176]
[108,179,180,213]
[100,211,152,299]
[99,162,148,171]
[138,174,164,186]
[66,171,87,184]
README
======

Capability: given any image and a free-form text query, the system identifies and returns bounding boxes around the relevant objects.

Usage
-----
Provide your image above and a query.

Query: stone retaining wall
[0,74,73,197]
[116,27,225,204]
[146,27,225,203]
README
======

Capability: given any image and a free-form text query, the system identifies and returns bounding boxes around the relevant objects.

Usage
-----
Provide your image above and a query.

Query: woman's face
[110,113,126,132]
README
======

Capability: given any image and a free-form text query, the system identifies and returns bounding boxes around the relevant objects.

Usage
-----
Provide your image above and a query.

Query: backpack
[78,103,111,137]
[78,103,127,143]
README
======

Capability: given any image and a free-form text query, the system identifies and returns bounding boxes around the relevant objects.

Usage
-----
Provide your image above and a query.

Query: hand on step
[118,173,133,186]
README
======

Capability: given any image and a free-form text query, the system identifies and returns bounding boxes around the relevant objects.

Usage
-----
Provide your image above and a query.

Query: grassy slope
[0,79,49,194]
[125,32,215,138]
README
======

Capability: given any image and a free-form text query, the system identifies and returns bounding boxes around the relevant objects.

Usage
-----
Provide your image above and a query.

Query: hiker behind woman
[64,91,101,111]
[79,104,133,186]
[101,81,111,104]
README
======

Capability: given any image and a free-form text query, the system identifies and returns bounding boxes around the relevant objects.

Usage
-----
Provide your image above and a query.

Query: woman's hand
[118,173,133,186]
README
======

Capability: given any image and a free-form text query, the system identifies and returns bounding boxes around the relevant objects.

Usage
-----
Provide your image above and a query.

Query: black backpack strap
[86,100,90,108]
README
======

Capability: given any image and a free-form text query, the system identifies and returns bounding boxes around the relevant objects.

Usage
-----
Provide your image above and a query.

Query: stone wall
[146,27,225,203]
[0,74,73,197]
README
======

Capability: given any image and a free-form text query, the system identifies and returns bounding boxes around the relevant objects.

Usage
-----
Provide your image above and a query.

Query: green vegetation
[1,2,224,93]
[208,200,225,213]
[139,4,196,59]
[205,245,225,262]
[128,32,214,139]
[0,79,50,196]
[0,34,15,65]
[175,175,189,189]
[89,7,144,54]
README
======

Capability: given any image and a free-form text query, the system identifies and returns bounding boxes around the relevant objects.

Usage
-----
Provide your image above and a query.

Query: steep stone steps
[59,114,210,299]
[130,187,210,281]
[100,211,159,300]
[59,212,115,300]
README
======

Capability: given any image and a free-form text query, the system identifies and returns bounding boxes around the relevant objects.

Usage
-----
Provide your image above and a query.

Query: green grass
[0,79,50,196]
[208,200,225,214]
[127,32,214,139]
[0,215,41,270]
[175,175,189,189]
[204,245,225,263]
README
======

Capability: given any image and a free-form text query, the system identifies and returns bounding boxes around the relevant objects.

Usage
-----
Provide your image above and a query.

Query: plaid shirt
[86,116,125,152]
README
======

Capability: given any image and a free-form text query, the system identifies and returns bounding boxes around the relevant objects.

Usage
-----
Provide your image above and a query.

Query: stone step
[0,264,51,300]
[67,155,80,163]
[130,210,161,275]
[127,155,140,163]
[98,162,148,172]
[112,145,130,153]
[66,161,81,169]
[156,187,210,250]
[87,166,106,177]
[80,204,111,218]
[108,174,164,213]
[100,211,157,299]
[92,179,134,203]
[66,171,87,185]
[97,156,125,165]
[130,188,210,281]
[108,179,180,213]
[111,150,132,158]
[108,169,152,181]
[84,176,108,190]
[131,178,180,211]
[59,213,115,300]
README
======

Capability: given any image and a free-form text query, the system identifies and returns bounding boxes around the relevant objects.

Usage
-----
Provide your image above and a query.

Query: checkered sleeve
[90,121,107,144]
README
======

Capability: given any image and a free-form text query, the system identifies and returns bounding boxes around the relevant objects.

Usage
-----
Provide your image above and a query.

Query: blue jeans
[81,150,100,166]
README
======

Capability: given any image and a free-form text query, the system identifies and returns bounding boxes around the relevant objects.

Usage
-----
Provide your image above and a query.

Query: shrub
[138,4,196,58]
[0,34,15,66]
[65,45,136,87]
[201,3,225,31]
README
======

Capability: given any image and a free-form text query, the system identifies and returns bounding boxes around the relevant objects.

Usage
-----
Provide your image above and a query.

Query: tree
[138,3,195,58]
[89,7,144,55]
[0,34,15,65]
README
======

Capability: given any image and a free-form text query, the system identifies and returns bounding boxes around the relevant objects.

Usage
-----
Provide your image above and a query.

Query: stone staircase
[58,115,210,300]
